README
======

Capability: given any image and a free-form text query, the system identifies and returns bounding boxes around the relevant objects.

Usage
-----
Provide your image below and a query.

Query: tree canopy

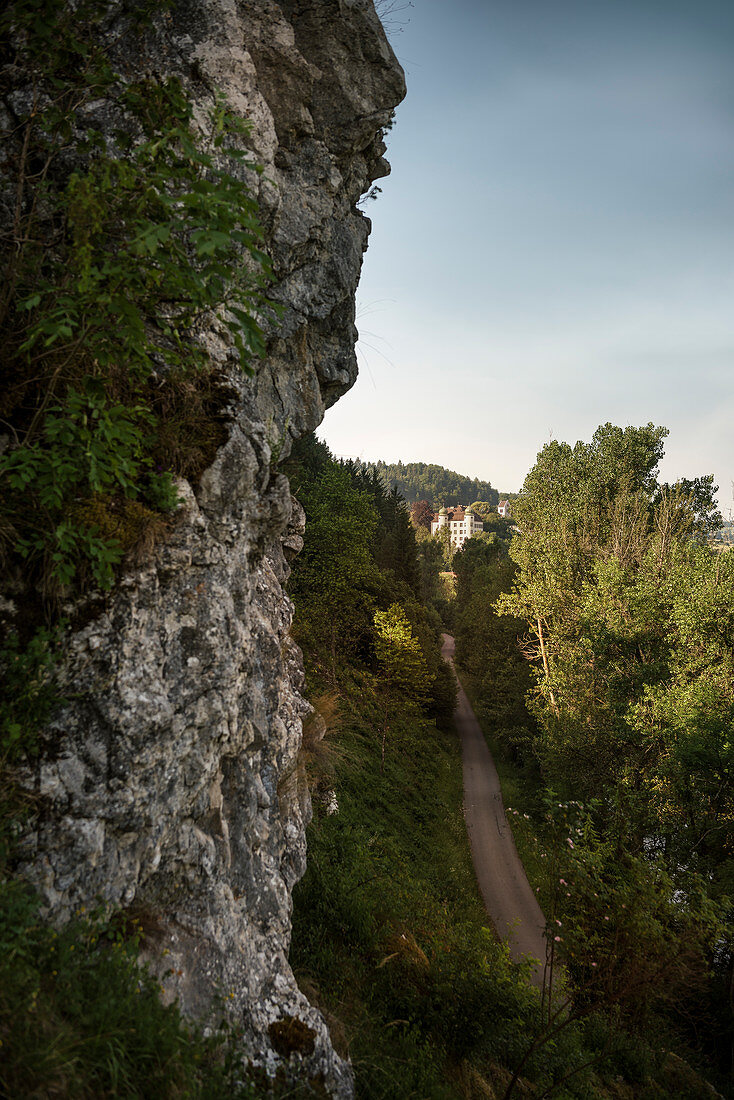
[286,435,455,719]
[368,459,499,506]
[499,424,731,849]
[410,499,433,529]
[453,423,732,1085]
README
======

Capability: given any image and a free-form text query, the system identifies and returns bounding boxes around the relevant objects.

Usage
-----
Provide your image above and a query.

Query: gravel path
[442,634,548,987]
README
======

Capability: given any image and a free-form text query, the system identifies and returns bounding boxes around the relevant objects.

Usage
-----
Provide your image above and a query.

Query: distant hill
[368,460,499,507]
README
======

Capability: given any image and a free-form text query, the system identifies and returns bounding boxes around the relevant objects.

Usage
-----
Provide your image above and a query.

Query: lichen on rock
[5,0,405,1093]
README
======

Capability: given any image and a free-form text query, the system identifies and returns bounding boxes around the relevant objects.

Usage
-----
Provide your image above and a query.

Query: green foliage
[289,437,706,1098]
[453,538,536,763]
[4,383,148,502]
[345,464,422,593]
[0,882,256,1099]
[288,437,440,701]
[454,421,733,1091]
[289,636,699,1097]
[4,382,153,587]
[536,799,725,1019]
[289,460,381,678]
[0,0,276,597]
[368,459,498,507]
[373,603,434,706]
[145,471,182,514]
[468,500,497,523]
[373,602,435,770]
[0,7,283,1090]
[415,532,445,604]
[654,475,723,537]
[627,542,734,888]
[51,78,272,375]
[434,522,454,570]
[497,423,734,877]
[0,627,61,762]
[476,508,515,539]
[289,666,544,1098]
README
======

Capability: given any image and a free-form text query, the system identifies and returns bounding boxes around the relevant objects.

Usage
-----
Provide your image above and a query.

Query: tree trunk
[536,616,558,712]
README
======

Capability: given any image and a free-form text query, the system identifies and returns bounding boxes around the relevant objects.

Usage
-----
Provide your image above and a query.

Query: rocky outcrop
[11,1,405,1093]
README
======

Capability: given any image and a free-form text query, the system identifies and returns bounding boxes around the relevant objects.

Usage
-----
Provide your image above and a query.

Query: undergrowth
[0,880,257,1099]
[288,662,670,1099]
[290,663,539,1098]
[286,438,695,1098]
[287,445,728,1097]
[456,666,731,1100]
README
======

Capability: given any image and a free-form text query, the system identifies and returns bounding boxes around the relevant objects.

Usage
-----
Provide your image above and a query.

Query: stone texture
[8,1,405,1093]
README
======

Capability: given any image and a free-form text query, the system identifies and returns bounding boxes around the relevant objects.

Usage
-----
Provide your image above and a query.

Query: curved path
[442,634,548,987]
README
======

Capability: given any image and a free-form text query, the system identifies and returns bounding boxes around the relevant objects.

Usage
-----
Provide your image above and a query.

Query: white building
[431,505,483,549]
[498,500,511,517]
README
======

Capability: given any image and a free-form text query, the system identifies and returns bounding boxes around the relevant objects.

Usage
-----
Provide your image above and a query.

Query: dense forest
[366,458,500,506]
[286,430,731,1098]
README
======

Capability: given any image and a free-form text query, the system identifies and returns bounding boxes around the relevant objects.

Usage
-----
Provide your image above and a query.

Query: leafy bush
[0,0,277,597]
[0,626,61,762]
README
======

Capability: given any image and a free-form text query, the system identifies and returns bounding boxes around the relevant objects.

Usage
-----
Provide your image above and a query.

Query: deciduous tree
[373,603,434,769]
[410,499,433,529]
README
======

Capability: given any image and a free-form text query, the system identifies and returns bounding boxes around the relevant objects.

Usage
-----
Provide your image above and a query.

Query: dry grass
[71,495,172,563]
[377,925,430,974]
[299,691,344,782]
[146,371,235,483]
[454,1061,498,1099]
[296,977,353,1060]
[0,512,18,574]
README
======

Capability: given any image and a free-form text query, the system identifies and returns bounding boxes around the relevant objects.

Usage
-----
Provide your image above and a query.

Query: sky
[319,0,734,510]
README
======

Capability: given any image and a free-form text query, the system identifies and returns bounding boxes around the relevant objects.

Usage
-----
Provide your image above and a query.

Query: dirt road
[442,634,548,986]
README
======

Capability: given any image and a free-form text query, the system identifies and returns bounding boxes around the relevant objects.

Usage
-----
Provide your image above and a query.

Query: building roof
[432,506,481,523]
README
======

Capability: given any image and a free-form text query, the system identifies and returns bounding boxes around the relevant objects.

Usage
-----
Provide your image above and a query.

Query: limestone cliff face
[12,1,405,1093]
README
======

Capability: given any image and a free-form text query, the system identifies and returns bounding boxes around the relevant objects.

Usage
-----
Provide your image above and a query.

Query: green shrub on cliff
[0,0,277,601]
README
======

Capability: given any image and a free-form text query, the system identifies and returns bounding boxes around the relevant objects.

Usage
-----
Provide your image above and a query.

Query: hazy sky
[319,0,734,508]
